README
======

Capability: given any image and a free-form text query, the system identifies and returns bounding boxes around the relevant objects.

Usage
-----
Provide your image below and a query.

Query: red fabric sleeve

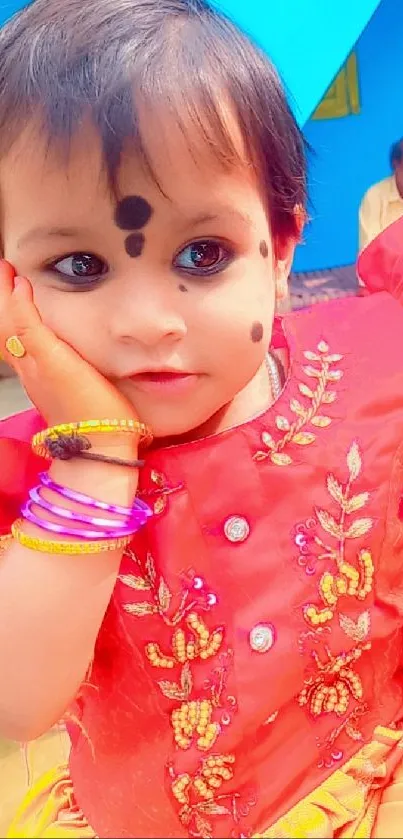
[357,215,403,302]
[0,410,46,535]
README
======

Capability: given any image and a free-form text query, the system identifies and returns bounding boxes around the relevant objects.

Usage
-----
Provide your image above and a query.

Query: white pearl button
[249,623,275,653]
[224,516,250,543]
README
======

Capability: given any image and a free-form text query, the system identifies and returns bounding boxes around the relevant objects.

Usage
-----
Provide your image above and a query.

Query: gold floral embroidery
[120,551,249,838]
[138,470,183,515]
[254,341,342,465]
[339,610,371,642]
[316,703,369,759]
[171,699,220,751]
[146,614,224,668]
[170,754,239,835]
[263,710,279,726]
[303,443,374,628]
[298,643,370,717]
[295,442,375,754]
[120,550,199,625]
[169,754,257,838]
[170,754,235,804]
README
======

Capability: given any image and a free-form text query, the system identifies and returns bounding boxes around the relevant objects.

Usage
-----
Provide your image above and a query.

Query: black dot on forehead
[259,240,269,259]
[115,196,153,230]
[250,321,264,343]
[125,233,145,258]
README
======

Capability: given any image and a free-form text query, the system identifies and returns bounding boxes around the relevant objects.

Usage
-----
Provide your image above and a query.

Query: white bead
[193,577,204,590]
[224,516,250,543]
[249,624,275,653]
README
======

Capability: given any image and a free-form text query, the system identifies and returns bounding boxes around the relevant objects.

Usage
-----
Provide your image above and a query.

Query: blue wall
[0,1,26,25]
[294,0,403,272]
[214,0,380,127]
[2,0,381,128]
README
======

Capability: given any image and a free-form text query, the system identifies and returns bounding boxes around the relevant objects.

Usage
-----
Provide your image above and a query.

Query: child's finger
[11,276,41,324]
[5,276,55,362]
[0,260,16,331]
[0,259,15,297]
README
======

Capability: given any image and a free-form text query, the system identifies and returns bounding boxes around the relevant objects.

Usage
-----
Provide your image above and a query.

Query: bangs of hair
[0,0,307,237]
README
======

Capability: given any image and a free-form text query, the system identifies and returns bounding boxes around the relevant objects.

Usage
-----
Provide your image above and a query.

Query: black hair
[390,138,403,169]
[0,0,307,239]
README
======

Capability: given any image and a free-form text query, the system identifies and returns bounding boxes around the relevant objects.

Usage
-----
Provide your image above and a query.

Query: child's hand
[0,261,138,426]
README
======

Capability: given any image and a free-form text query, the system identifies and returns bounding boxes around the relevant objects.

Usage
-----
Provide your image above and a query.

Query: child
[1,0,403,836]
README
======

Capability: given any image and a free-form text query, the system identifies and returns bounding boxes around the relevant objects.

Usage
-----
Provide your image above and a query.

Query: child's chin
[147,407,218,444]
[150,417,206,443]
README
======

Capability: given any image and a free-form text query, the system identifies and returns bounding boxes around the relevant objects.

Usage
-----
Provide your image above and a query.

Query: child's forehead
[2,108,253,204]
[0,115,261,237]
[120,96,250,196]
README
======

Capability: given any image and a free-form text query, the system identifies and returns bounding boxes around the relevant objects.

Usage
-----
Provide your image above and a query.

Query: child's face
[1,113,295,439]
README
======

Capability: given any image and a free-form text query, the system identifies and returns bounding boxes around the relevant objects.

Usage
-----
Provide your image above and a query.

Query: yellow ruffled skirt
[7,726,403,839]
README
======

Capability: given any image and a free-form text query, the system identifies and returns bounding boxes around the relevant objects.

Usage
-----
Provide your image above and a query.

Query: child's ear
[274,235,296,301]
[275,271,289,303]
[274,205,306,302]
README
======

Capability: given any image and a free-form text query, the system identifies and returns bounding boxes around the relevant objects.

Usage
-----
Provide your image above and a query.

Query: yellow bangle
[11,519,132,555]
[32,418,153,459]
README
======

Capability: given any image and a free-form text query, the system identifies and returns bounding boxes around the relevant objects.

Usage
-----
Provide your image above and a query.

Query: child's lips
[126,370,200,394]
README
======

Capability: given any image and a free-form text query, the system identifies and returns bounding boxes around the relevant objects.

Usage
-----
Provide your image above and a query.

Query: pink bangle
[28,486,147,528]
[20,472,153,541]
[21,501,141,540]
[39,471,151,519]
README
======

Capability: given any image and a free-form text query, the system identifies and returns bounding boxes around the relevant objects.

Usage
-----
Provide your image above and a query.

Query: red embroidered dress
[3,290,403,838]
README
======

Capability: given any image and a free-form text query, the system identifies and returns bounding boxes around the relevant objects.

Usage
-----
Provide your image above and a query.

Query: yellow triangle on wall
[312,52,360,120]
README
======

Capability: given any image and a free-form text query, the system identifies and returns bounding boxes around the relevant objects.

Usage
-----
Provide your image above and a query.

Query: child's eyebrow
[186,208,251,227]
[17,207,252,250]
[16,226,87,249]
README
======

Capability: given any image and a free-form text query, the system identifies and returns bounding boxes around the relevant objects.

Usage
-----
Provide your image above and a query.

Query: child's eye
[49,253,107,284]
[174,240,233,276]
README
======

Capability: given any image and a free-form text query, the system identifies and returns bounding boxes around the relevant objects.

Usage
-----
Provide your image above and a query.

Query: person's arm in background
[359,185,381,252]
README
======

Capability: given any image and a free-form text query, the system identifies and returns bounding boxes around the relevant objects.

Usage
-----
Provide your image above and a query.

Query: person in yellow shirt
[359,138,403,251]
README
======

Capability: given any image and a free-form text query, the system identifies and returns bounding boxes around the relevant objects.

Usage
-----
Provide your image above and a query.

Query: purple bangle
[21,500,143,540]
[29,486,148,528]
[39,472,152,519]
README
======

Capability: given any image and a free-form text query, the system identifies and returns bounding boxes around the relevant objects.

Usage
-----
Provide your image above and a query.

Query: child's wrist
[49,449,140,506]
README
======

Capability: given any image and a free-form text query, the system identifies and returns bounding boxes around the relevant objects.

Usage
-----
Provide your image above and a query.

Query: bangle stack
[10,417,154,556]
[13,472,152,555]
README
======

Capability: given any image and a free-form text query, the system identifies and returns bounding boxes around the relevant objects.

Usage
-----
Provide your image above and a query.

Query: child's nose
[108,279,187,347]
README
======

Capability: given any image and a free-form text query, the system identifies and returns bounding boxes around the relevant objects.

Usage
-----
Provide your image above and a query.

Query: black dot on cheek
[178,284,188,293]
[125,233,145,258]
[250,321,264,343]
[115,196,153,230]
[259,240,269,259]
